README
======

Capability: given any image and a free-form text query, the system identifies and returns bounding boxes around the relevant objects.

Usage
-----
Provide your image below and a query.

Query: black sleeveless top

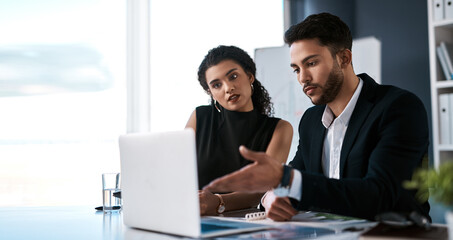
[195,105,280,189]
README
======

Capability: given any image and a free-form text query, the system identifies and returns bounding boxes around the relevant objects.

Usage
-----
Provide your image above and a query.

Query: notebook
[119,129,269,238]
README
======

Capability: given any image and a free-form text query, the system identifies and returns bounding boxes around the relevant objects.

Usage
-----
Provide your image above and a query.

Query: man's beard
[309,61,344,105]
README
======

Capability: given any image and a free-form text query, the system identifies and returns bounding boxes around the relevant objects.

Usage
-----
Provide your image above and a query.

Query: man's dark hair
[197,45,273,116]
[284,12,352,56]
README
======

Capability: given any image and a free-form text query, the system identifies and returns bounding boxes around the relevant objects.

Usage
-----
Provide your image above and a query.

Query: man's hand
[263,191,298,221]
[203,146,283,193]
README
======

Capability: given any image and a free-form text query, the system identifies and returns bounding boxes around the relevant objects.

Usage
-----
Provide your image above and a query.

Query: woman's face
[205,59,254,112]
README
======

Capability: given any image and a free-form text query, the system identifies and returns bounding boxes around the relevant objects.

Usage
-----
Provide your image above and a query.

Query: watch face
[217,204,225,214]
[274,187,289,197]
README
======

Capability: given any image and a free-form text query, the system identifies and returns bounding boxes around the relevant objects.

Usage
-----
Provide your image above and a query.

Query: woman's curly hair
[197,45,273,116]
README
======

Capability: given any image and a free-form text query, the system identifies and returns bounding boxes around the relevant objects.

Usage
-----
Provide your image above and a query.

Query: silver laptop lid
[119,129,201,237]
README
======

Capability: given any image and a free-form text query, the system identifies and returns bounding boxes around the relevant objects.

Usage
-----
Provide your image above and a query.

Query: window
[0,0,283,207]
[0,0,126,206]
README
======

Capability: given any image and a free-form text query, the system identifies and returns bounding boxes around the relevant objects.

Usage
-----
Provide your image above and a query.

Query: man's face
[290,39,344,105]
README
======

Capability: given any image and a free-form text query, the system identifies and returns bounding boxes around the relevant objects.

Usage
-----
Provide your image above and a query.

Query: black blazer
[289,73,430,220]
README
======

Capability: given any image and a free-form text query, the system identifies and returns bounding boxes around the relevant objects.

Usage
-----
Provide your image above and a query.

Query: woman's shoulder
[269,117,293,135]
[195,105,216,121]
[275,119,293,132]
[270,119,293,146]
[196,105,212,113]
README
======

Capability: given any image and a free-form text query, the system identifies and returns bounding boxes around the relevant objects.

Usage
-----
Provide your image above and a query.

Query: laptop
[119,129,269,238]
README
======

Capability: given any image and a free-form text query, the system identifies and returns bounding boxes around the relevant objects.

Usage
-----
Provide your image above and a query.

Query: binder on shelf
[439,93,450,145]
[433,0,445,21]
[440,41,453,79]
[436,45,452,80]
[446,0,453,19]
[449,93,453,145]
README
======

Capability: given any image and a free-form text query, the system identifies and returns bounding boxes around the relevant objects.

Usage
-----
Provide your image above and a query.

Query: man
[204,12,430,221]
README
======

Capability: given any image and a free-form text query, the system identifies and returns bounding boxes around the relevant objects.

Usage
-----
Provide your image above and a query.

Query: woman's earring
[251,83,254,94]
[214,100,221,112]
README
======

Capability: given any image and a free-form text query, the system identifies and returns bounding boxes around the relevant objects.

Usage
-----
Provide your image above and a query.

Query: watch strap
[280,164,292,188]
[214,194,225,214]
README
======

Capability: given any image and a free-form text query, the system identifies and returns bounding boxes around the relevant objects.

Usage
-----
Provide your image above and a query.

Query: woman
[185,45,292,215]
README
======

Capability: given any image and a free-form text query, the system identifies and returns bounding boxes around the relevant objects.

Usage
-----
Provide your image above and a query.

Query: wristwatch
[273,165,292,197]
[214,194,225,214]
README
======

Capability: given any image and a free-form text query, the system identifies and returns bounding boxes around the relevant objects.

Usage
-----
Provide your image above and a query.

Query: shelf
[433,18,453,27]
[438,145,453,151]
[435,81,453,89]
[429,0,453,168]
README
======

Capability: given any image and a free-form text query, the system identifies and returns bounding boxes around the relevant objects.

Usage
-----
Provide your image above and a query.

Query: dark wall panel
[354,0,432,163]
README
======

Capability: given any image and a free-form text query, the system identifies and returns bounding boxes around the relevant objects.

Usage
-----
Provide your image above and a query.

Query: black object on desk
[360,223,448,240]
[113,191,121,199]
[361,211,446,239]
[95,191,122,211]
[95,206,121,211]
[375,211,431,229]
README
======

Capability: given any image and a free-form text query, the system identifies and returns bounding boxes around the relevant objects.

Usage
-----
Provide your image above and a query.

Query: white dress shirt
[286,77,363,201]
[321,78,363,179]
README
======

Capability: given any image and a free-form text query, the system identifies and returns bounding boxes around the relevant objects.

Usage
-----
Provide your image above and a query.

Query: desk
[0,206,123,240]
[0,206,373,240]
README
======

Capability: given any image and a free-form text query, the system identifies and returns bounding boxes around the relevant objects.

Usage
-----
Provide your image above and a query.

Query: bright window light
[0,0,283,207]
[0,0,126,206]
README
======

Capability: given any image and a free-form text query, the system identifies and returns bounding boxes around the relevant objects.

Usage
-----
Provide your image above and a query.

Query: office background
[1,0,445,223]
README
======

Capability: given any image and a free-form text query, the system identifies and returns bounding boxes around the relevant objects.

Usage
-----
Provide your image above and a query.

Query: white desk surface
[0,206,374,240]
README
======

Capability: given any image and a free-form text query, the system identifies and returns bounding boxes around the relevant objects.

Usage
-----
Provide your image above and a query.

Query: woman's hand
[262,191,298,221]
[198,190,220,216]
